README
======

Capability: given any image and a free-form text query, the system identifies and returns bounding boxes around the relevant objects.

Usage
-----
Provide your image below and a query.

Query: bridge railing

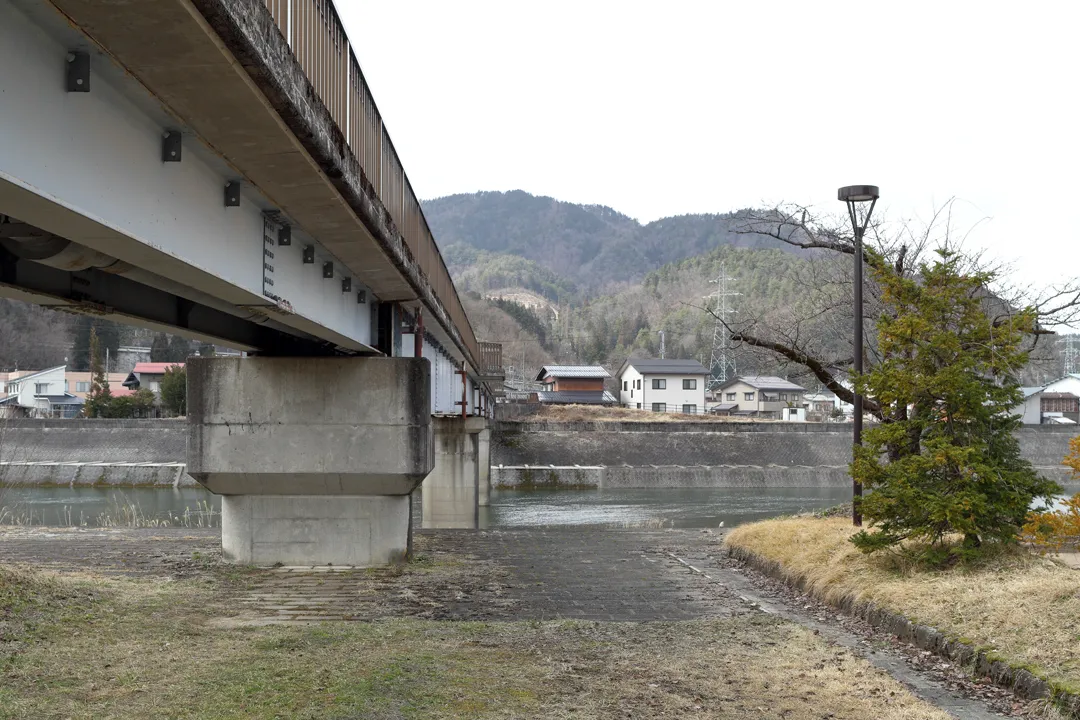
[261,0,480,367]
[479,342,504,377]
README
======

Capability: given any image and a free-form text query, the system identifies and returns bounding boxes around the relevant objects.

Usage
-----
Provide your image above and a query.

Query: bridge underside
[0,0,496,565]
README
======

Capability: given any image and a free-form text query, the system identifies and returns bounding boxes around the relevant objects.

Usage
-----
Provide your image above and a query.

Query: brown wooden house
[533,365,615,405]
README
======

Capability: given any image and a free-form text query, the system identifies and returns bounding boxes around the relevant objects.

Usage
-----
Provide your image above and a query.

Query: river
[2,484,1077,530]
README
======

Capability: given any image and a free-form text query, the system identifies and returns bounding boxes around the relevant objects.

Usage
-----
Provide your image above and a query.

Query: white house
[1014,374,1080,425]
[1015,386,1045,425]
[616,358,709,414]
[0,365,84,418]
[716,376,807,419]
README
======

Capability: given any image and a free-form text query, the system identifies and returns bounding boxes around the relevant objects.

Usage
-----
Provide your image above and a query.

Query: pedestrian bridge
[0,0,502,565]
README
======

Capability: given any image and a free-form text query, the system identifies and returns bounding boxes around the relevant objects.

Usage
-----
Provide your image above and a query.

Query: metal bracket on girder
[162,131,182,162]
[66,52,90,92]
[224,182,241,207]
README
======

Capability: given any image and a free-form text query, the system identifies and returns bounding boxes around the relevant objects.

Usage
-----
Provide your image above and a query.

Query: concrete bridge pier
[421,417,492,528]
[187,356,433,567]
[477,427,493,507]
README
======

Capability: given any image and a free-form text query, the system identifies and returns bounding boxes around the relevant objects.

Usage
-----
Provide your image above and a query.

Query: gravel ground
[0,524,1050,719]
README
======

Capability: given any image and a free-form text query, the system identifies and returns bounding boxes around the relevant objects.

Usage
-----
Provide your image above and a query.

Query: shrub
[1022,436,1080,553]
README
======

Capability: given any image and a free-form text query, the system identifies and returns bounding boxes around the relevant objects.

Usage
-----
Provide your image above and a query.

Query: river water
[3,484,1077,530]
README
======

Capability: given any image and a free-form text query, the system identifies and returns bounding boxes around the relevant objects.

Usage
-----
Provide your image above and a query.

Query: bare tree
[706,201,1080,419]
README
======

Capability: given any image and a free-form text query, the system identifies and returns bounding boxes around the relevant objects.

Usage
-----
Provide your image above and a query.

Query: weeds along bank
[726,517,1080,716]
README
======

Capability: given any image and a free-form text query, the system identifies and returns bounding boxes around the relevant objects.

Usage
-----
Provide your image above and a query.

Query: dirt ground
[0,525,1053,719]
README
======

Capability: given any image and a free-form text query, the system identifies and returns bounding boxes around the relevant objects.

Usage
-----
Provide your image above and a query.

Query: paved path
[426,527,734,621]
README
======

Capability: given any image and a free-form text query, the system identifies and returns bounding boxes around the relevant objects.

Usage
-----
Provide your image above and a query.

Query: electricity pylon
[705,263,740,392]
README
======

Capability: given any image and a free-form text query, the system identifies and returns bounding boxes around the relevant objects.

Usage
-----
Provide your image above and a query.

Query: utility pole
[1066,333,1078,376]
[705,263,740,392]
[657,330,665,359]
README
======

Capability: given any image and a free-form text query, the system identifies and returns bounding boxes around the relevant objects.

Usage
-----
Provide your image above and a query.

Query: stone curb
[726,545,1080,719]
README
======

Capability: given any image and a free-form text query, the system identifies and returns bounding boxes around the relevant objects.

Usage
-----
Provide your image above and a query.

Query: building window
[635,379,641,390]
[780,393,787,401]
[65,380,69,392]
[76,382,90,392]
[744,392,755,401]
[682,404,697,414]
[623,380,627,391]
[149,381,161,392]
[636,403,641,409]
[683,379,697,390]
[652,379,666,390]
[726,392,736,401]
[651,402,666,413]
[35,383,48,395]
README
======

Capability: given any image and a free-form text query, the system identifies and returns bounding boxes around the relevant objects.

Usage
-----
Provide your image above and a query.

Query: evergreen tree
[159,366,187,416]
[83,328,112,418]
[71,317,120,371]
[851,250,1062,563]
[166,335,191,362]
[149,332,170,363]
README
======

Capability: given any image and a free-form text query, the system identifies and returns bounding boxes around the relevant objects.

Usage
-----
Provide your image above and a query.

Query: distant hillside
[423,190,799,293]
[560,244,825,373]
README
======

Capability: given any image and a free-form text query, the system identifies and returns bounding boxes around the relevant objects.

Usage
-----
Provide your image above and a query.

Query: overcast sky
[338,1,1079,287]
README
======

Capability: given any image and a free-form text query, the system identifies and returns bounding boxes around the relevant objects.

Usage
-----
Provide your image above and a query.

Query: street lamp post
[838,185,879,527]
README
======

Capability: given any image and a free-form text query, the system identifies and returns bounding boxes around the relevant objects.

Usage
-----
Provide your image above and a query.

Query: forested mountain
[558,244,829,379]
[424,190,800,294]
[0,298,73,371]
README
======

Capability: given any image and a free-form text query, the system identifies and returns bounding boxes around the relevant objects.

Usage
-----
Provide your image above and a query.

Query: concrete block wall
[0,462,196,487]
[493,421,1078,487]
[492,464,856,489]
[0,419,186,463]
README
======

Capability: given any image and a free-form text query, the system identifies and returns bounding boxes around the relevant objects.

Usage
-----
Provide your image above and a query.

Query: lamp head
[837,185,879,203]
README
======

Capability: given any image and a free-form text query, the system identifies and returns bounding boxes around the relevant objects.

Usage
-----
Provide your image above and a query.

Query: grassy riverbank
[0,561,957,719]
[726,517,1080,695]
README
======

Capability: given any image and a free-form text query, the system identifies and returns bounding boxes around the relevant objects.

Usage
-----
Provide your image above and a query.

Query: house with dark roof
[533,365,616,405]
[716,376,807,419]
[616,358,709,413]
[0,365,84,418]
[122,362,184,397]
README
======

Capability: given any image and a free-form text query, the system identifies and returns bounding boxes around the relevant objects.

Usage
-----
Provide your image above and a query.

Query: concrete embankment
[2,418,1075,490]
[0,419,198,487]
[492,421,1077,489]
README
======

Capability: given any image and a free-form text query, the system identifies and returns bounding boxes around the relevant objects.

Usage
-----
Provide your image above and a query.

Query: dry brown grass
[528,403,767,423]
[726,517,1080,692]
[0,564,955,719]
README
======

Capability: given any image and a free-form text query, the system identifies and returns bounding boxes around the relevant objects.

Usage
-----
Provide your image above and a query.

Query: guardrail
[261,0,479,366]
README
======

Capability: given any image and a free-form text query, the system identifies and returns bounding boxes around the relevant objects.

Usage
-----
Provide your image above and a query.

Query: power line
[705,263,740,392]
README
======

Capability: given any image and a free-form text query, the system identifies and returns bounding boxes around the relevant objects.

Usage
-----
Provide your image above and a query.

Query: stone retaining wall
[494,421,1076,485]
[2,418,1075,488]
[0,419,186,463]
[0,462,198,488]
[492,464,854,489]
